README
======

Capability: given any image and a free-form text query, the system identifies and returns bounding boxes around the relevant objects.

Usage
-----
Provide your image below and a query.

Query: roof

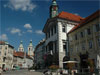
[68,10,100,34]
[57,11,83,22]
[14,51,33,59]
[43,11,83,33]
[0,41,5,44]
[14,52,25,58]
[0,41,14,48]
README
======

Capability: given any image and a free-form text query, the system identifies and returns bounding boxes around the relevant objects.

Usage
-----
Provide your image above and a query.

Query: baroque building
[0,41,14,70]
[42,0,83,68]
[34,39,45,69]
[68,10,100,71]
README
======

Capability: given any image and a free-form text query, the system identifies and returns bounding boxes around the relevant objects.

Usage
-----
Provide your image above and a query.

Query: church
[13,40,34,69]
[18,40,34,58]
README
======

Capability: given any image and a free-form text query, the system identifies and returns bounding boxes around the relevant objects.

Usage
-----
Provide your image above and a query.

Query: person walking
[0,67,2,75]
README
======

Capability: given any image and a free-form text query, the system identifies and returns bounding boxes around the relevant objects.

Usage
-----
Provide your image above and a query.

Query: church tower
[50,0,59,18]
[28,40,34,57]
[18,41,24,52]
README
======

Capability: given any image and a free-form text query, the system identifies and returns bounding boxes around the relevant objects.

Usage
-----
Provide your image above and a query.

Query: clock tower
[50,0,59,18]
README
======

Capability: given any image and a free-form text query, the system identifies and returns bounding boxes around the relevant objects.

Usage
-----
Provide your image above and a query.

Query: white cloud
[24,24,32,29]
[35,30,44,35]
[4,0,37,12]
[10,28,22,36]
[27,30,33,33]
[11,28,21,34]
[0,34,8,40]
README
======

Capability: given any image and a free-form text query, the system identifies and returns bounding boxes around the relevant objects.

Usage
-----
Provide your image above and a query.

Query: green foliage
[49,65,59,70]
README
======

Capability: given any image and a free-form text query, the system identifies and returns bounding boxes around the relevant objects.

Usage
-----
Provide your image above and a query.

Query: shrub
[49,65,59,70]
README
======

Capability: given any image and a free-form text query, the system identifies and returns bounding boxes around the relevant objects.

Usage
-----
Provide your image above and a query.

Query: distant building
[13,51,33,69]
[68,10,100,70]
[18,41,24,52]
[0,41,14,70]
[34,39,45,69]
[42,0,83,68]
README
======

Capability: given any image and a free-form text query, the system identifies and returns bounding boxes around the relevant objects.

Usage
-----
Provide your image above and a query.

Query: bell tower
[28,40,34,57]
[18,41,24,52]
[50,0,59,18]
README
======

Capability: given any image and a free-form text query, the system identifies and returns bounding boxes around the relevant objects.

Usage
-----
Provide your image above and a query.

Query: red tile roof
[0,41,5,44]
[14,51,33,59]
[68,10,100,34]
[57,11,83,22]
[14,52,24,58]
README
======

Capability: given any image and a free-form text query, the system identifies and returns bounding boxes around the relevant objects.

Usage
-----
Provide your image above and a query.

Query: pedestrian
[60,69,63,75]
[0,67,2,75]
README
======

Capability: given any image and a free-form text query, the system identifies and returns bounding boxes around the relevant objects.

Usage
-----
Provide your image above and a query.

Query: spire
[19,41,23,48]
[29,40,33,47]
[50,0,59,18]
[52,0,57,6]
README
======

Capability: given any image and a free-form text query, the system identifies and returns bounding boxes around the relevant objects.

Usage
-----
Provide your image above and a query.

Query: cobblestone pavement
[2,70,43,75]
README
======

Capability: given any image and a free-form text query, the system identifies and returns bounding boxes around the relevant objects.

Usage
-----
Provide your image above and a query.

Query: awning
[63,61,79,63]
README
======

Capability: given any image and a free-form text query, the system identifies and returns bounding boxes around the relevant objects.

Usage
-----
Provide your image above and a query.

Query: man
[0,67,2,75]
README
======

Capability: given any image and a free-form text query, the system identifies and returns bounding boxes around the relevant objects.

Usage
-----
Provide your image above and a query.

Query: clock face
[53,6,56,10]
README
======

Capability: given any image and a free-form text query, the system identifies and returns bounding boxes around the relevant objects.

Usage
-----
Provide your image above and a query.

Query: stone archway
[63,56,70,69]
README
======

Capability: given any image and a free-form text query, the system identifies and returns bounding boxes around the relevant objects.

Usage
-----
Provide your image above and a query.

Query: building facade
[42,0,83,68]
[0,41,14,70]
[68,10,100,70]
[34,39,45,69]
[13,51,33,69]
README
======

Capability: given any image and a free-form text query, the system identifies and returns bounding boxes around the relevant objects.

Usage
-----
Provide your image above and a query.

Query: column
[57,22,64,68]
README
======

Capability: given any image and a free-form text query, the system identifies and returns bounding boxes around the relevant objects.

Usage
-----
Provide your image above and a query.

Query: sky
[0,0,99,52]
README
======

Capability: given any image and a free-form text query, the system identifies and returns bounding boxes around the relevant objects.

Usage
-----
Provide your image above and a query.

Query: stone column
[57,21,64,68]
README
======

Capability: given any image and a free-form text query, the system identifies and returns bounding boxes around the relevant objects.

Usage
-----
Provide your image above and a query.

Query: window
[5,46,7,50]
[87,28,91,35]
[75,34,78,40]
[49,31,50,38]
[80,31,84,38]
[76,46,78,52]
[69,37,72,42]
[98,38,100,47]
[5,52,6,56]
[82,43,85,50]
[70,47,73,51]
[29,48,30,50]
[89,40,92,49]
[46,33,48,39]
[95,24,99,32]
[54,25,56,33]
[63,41,66,51]
[51,28,53,36]
[62,25,66,32]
